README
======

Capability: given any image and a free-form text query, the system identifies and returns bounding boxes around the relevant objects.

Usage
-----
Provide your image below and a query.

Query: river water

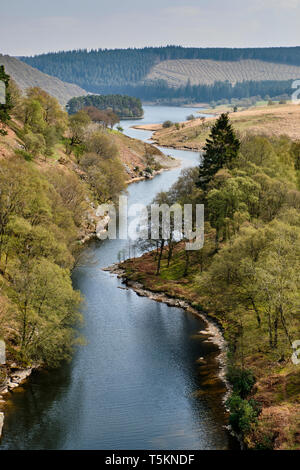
[0,106,235,450]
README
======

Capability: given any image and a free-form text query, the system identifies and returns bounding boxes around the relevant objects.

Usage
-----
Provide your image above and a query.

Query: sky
[1,0,300,56]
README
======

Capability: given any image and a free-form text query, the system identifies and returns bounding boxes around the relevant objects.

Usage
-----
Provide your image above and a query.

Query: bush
[162,120,173,128]
[226,394,259,434]
[227,366,256,399]
[15,149,34,161]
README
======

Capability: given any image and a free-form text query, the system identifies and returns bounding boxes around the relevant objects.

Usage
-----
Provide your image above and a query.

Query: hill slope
[147,59,300,87]
[20,46,300,90]
[0,54,87,105]
[20,46,300,101]
[143,103,300,151]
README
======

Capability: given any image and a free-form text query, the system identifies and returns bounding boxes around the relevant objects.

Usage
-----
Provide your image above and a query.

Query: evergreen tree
[0,66,12,131]
[198,113,240,189]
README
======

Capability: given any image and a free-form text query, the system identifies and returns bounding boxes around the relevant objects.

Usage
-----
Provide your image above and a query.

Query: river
[0,106,236,450]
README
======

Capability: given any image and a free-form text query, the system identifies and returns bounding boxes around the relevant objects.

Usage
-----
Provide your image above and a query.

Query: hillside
[0,73,178,420]
[147,59,300,87]
[20,46,300,101]
[139,103,300,151]
[0,55,87,105]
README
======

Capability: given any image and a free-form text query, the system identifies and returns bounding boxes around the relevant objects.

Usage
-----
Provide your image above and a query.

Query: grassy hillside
[0,55,87,106]
[147,59,300,87]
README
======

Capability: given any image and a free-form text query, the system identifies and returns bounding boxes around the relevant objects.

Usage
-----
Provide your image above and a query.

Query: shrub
[226,394,259,434]
[15,149,34,161]
[227,366,256,399]
[162,120,173,128]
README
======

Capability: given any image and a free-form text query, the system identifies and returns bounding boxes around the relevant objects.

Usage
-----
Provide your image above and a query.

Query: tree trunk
[156,239,165,276]
[184,250,190,277]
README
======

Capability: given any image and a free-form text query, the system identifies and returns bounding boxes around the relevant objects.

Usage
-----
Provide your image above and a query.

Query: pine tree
[198,113,240,189]
[0,66,12,131]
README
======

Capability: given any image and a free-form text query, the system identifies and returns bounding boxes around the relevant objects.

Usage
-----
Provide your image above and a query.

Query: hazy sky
[1,0,300,56]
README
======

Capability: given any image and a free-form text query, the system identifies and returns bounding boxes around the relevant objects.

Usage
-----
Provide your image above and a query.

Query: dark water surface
[0,106,235,450]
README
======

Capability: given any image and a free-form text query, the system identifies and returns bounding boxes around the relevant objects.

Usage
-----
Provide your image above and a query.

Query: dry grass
[144,103,300,151]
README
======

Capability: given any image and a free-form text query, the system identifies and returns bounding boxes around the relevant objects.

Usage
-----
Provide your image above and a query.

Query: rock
[7,380,19,390]
[10,368,32,385]
[196,357,207,365]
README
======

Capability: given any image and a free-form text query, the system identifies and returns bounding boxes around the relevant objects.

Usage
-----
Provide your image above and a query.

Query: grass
[122,243,300,450]
[151,103,300,151]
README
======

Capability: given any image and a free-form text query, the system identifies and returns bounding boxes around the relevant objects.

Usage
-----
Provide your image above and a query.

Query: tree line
[21,46,300,92]
[0,68,127,368]
[66,94,143,119]
[100,78,296,103]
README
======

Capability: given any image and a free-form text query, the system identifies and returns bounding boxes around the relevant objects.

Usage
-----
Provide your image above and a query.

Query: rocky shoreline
[0,365,39,438]
[104,263,232,402]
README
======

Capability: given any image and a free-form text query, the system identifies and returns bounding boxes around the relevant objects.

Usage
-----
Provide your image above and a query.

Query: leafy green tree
[23,131,46,158]
[21,88,67,157]
[67,110,91,160]
[10,258,82,365]
[290,141,300,171]
[0,66,13,133]
[227,366,256,399]
[226,394,259,435]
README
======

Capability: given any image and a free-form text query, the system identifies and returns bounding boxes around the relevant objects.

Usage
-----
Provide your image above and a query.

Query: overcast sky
[1,0,300,56]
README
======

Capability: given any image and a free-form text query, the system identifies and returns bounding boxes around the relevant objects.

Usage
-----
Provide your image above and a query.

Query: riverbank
[105,263,231,401]
[113,242,300,450]
[137,103,300,152]
[0,365,40,438]
[0,106,182,440]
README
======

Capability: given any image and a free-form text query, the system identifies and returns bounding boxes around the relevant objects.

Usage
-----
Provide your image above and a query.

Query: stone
[7,380,19,390]
[0,340,5,365]
[0,412,4,438]
[196,357,207,364]
[10,369,32,385]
